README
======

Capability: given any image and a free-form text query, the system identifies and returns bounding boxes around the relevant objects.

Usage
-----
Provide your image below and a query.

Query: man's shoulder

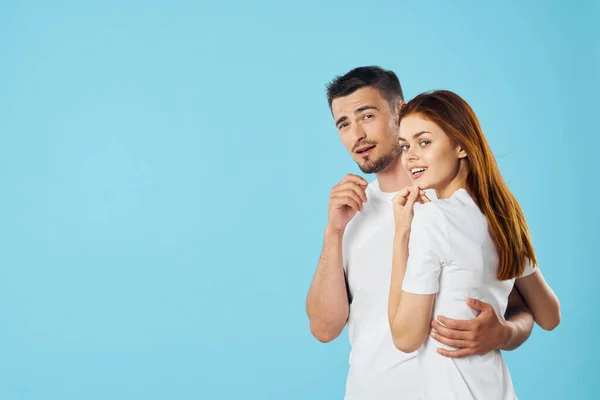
[365,178,380,193]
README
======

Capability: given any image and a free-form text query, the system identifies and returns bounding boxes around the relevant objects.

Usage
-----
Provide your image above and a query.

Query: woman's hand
[392,186,430,230]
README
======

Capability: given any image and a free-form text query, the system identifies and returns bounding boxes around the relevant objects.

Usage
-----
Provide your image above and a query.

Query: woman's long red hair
[400,90,536,280]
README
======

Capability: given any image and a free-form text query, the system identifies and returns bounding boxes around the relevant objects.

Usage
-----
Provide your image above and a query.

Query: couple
[306,66,561,399]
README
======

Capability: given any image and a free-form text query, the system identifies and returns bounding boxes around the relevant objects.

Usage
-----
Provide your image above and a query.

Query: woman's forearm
[388,228,411,326]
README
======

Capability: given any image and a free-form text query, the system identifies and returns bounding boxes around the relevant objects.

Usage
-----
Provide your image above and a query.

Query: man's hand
[327,174,368,233]
[429,297,511,358]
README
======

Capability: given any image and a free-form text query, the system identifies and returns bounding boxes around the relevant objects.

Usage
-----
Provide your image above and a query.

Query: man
[305,66,534,399]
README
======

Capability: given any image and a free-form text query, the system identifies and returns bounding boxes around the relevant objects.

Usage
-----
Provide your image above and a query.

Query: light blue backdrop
[1,1,598,399]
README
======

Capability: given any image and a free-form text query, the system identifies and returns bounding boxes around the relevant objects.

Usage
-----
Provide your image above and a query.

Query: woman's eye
[399,144,409,151]
[420,140,430,147]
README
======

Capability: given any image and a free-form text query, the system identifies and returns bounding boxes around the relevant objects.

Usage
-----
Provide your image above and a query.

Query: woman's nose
[406,147,419,160]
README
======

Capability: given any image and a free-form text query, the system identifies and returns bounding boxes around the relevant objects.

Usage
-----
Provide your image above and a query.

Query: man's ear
[396,101,406,115]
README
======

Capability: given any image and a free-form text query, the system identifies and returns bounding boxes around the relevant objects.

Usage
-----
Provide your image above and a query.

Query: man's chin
[358,164,374,174]
[358,164,380,174]
[358,159,391,174]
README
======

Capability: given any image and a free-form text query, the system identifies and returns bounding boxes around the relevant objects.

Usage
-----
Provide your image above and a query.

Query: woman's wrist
[394,224,411,235]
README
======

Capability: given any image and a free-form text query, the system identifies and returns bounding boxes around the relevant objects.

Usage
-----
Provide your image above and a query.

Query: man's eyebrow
[355,105,379,114]
[398,131,430,141]
[335,115,348,127]
[335,105,379,127]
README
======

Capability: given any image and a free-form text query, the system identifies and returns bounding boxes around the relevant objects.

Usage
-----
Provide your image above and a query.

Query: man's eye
[363,114,374,120]
[339,122,349,129]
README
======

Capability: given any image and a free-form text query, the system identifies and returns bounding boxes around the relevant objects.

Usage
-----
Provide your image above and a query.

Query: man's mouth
[356,145,376,157]
[410,166,427,179]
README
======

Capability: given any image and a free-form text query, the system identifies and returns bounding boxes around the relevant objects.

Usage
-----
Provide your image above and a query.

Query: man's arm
[501,286,535,350]
[306,226,350,343]
[514,269,561,331]
[306,174,368,343]
[430,286,533,358]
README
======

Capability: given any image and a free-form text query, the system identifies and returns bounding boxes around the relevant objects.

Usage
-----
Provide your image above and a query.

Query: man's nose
[351,125,366,142]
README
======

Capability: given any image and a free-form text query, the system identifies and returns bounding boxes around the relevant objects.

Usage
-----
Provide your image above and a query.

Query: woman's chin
[412,179,431,189]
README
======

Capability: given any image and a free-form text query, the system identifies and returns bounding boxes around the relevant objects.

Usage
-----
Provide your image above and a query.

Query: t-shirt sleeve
[519,258,538,278]
[401,204,448,295]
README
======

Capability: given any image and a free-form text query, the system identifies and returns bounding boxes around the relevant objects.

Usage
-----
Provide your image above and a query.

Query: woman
[387,90,560,399]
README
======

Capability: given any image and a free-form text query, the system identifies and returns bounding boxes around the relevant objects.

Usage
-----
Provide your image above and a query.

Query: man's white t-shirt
[402,188,537,400]
[341,179,422,400]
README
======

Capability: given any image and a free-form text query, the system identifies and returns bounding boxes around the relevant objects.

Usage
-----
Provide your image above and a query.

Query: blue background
[1,1,598,399]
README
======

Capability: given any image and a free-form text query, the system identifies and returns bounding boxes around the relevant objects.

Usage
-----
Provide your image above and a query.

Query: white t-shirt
[402,188,536,400]
[341,179,423,400]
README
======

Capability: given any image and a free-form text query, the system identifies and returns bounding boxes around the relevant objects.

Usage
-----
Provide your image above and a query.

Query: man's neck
[374,157,412,193]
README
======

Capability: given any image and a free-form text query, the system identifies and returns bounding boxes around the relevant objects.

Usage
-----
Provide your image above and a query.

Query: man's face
[331,87,402,174]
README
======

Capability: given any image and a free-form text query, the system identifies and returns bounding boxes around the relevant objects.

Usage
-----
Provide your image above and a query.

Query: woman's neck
[435,163,469,199]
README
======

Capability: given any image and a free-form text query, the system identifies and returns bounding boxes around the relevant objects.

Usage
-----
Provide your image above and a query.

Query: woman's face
[398,114,467,197]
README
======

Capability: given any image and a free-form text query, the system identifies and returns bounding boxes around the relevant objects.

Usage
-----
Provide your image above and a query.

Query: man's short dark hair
[326,66,404,111]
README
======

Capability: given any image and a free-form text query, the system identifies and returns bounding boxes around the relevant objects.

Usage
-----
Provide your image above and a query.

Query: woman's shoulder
[424,189,477,218]
[412,201,447,232]
[410,201,452,256]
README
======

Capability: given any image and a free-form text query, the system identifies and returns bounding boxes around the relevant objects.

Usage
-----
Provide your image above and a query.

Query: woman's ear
[457,145,468,159]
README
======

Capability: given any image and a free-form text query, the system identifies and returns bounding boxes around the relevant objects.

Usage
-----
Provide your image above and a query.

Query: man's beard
[358,145,401,174]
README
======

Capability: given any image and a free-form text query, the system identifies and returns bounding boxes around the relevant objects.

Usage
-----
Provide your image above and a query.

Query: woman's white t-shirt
[402,188,536,400]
